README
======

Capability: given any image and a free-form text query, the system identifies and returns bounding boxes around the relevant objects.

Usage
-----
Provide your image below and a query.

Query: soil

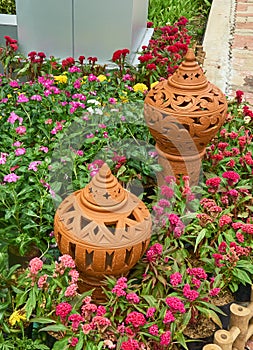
[184,315,217,339]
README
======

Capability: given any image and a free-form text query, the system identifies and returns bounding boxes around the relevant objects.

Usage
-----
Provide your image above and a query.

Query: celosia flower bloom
[160,331,171,346]
[183,284,199,301]
[29,257,43,274]
[165,297,186,313]
[222,171,240,186]
[59,254,76,268]
[170,272,182,286]
[55,302,72,319]
[125,311,146,328]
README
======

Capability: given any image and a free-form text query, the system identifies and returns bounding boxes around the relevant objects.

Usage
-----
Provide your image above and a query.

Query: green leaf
[39,324,68,332]
[52,337,69,350]
[30,317,56,324]
[194,228,206,252]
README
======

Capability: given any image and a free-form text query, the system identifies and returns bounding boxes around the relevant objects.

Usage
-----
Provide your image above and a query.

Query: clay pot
[54,163,151,299]
[144,48,228,185]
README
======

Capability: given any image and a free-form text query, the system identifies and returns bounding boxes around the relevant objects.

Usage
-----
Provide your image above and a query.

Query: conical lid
[79,163,127,212]
[167,48,208,90]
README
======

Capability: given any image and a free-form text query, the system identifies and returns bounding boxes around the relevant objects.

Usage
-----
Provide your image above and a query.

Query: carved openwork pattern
[54,163,152,283]
[144,48,228,156]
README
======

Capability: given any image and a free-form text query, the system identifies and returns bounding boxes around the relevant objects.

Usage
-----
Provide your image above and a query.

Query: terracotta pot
[144,48,228,185]
[54,163,152,299]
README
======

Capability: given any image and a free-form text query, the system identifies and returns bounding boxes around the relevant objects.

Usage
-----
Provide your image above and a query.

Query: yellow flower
[133,83,148,93]
[54,75,68,84]
[7,94,12,98]
[119,91,129,103]
[150,81,159,89]
[9,310,27,326]
[97,74,107,82]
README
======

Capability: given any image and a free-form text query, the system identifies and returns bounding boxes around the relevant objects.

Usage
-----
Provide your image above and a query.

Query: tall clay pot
[144,48,228,185]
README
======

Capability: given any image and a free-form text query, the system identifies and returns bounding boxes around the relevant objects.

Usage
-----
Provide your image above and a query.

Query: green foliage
[0,0,15,14]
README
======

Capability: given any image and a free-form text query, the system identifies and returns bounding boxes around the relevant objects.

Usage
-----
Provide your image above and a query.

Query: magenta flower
[146,307,156,318]
[68,314,84,331]
[125,311,146,328]
[3,173,20,182]
[165,297,186,313]
[17,93,29,103]
[170,272,182,286]
[183,284,199,301]
[69,337,79,347]
[56,302,72,319]
[149,324,159,336]
[160,330,171,346]
[209,288,220,297]
[39,146,49,153]
[163,310,175,324]
[222,171,240,186]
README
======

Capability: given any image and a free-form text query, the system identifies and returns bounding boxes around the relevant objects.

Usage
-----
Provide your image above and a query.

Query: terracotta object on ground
[144,48,228,185]
[54,163,151,300]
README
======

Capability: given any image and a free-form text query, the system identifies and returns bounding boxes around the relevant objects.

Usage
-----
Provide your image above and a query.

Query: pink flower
[29,257,43,275]
[96,305,106,316]
[0,152,8,164]
[146,307,156,318]
[56,302,72,319]
[206,177,221,193]
[121,339,139,350]
[39,146,49,153]
[3,173,20,183]
[108,97,117,104]
[146,243,163,262]
[219,215,232,227]
[69,337,79,347]
[38,274,48,288]
[68,269,79,284]
[126,293,140,304]
[15,147,26,156]
[160,331,171,346]
[210,288,220,297]
[82,323,92,334]
[91,316,111,328]
[7,112,22,124]
[187,267,207,280]
[59,254,76,268]
[15,126,26,135]
[17,93,29,103]
[149,324,159,336]
[68,314,84,331]
[236,232,244,243]
[160,185,174,198]
[64,283,78,297]
[28,161,42,171]
[170,272,182,286]
[163,310,175,324]
[31,94,42,101]
[125,311,146,328]
[222,171,240,186]
[165,297,186,313]
[183,284,199,301]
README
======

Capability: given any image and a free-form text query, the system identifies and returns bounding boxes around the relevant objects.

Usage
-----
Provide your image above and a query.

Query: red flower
[235,90,244,104]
